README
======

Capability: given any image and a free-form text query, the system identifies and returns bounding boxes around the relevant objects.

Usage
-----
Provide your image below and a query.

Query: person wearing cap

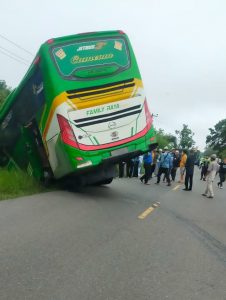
[202,154,220,198]
[155,146,172,186]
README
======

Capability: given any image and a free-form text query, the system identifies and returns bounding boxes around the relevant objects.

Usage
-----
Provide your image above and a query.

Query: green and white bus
[0,30,157,185]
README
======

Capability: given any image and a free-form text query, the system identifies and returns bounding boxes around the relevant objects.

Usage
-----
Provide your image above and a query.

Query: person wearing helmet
[202,154,220,198]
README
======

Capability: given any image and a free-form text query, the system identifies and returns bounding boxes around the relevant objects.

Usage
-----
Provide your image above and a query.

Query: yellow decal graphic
[55,49,66,60]
[71,54,113,64]
[95,42,107,50]
[114,41,122,51]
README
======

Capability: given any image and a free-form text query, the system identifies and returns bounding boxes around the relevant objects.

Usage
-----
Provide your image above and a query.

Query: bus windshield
[52,38,130,79]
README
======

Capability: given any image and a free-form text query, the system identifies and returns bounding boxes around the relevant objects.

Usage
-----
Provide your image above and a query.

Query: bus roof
[44,30,126,46]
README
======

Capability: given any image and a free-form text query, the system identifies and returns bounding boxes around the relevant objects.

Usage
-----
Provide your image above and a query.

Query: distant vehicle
[0,30,157,185]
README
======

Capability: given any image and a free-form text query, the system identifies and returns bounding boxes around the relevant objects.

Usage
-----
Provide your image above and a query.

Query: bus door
[21,120,50,179]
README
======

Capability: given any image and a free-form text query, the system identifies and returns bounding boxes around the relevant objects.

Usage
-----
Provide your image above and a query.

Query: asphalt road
[0,169,226,300]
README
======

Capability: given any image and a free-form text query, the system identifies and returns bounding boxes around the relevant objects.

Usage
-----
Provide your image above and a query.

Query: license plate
[111,147,128,157]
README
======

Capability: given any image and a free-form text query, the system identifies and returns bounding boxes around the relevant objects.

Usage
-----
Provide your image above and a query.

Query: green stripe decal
[93,136,100,145]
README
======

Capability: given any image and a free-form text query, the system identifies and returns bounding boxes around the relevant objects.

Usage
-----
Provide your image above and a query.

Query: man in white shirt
[202,154,220,198]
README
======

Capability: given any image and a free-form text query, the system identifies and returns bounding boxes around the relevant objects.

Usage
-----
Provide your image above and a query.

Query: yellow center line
[138,202,160,220]
[172,184,181,191]
[138,207,154,219]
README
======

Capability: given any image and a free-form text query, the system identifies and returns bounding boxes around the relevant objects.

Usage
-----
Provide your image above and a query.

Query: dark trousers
[126,160,134,177]
[201,167,207,179]
[171,167,177,181]
[150,164,156,178]
[133,161,139,177]
[157,167,170,184]
[140,164,152,183]
[218,173,225,187]
[119,162,125,178]
[185,173,194,190]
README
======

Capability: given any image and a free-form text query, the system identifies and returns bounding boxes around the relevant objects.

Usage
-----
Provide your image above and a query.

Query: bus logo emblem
[108,121,117,129]
[111,131,118,138]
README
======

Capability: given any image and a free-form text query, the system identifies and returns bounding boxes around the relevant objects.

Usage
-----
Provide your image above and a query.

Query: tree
[164,134,177,148]
[0,80,11,107]
[219,149,226,159]
[175,124,195,149]
[156,128,177,149]
[203,147,215,157]
[206,119,226,155]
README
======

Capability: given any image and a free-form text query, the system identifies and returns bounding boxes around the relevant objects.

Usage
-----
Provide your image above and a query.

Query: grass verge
[0,169,46,200]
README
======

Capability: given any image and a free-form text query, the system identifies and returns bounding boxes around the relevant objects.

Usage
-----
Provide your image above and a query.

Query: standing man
[179,150,187,183]
[138,155,143,177]
[150,149,157,178]
[217,157,226,189]
[202,154,220,198]
[183,149,196,191]
[140,152,152,185]
[154,149,162,176]
[171,150,180,181]
[155,146,172,186]
[200,156,209,181]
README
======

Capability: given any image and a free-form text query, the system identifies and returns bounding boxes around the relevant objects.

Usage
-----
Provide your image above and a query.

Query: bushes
[0,169,45,200]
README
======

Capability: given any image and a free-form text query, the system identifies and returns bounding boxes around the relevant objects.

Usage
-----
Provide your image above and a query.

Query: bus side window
[0,109,20,147]
[15,67,45,125]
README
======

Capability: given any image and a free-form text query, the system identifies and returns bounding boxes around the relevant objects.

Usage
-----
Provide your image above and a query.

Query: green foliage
[203,147,215,157]
[156,128,177,149]
[219,149,226,159]
[0,169,45,200]
[0,80,11,107]
[175,124,195,149]
[206,119,226,154]
[164,134,177,148]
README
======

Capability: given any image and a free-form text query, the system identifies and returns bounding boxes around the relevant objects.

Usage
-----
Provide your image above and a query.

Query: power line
[0,33,34,56]
[0,45,30,63]
[0,49,29,66]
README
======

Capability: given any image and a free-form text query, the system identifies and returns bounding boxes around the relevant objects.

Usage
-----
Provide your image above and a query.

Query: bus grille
[66,78,135,99]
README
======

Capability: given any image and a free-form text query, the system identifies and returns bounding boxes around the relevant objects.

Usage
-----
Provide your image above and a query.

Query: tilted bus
[0,30,157,185]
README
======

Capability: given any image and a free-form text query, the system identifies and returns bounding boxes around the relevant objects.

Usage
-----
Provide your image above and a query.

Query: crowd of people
[118,147,226,199]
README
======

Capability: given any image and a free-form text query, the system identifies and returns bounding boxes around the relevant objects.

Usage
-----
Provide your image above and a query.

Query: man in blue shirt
[140,152,153,185]
[155,146,172,186]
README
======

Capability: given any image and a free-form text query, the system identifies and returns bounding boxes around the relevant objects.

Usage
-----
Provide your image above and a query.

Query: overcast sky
[0,0,226,150]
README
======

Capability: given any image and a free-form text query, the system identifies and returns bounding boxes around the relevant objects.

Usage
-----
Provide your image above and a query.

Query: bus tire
[95,177,113,185]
